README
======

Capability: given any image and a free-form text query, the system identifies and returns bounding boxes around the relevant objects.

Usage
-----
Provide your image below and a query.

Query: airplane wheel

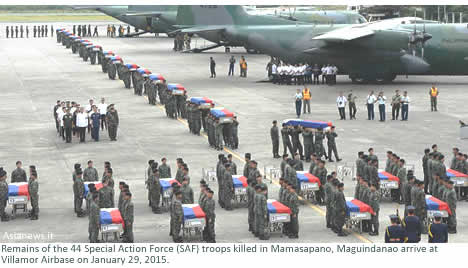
[193,48,202,53]
[167,33,175,38]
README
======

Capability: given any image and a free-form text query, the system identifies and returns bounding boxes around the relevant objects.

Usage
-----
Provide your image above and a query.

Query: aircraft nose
[400,54,430,74]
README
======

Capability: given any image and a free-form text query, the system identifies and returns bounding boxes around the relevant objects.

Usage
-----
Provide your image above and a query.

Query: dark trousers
[338,107,346,120]
[272,139,279,157]
[349,103,356,119]
[321,75,326,84]
[78,127,86,142]
[283,142,294,156]
[328,143,339,161]
[65,127,72,143]
[392,104,400,120]
[228,65,234,76]
[367,104,374,120]
[401,104,409,120]
[60,126,64,139]
[100,114,106,130]
[210,67,216,78]
[378,104,386,121]
[91,126,99,141]
[313,74,319,84]
[295,100,302,118]
[289,214,299,237]
[430,97,437,111]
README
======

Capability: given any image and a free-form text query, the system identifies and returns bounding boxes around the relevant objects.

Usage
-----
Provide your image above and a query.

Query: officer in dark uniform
[402,206,421,243]
[428,212,448,243]
[270,120,280,158]
[6,26,9,38]
[385,214,408,243]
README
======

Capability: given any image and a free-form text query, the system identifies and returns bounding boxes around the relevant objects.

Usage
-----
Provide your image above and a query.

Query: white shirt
[271,64,277,74]
[336,96,347,108]
[70,107,76,114]
[57,109,65,126]
[321,67,327,74]
[367,94,376,104]
[76,112,89,127]
[85,103,94,112]
[401,96,410,104]
[294,93,303,101]
[377,96,386,105]
[326,67,334,75]
[97,103,107,115]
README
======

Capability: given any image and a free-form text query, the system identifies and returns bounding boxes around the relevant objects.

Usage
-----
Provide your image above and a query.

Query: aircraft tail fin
[176,5,248,26]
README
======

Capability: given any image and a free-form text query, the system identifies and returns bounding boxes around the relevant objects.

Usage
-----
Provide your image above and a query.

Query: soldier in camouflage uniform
[223,164,234,210]
[324,175,334,228]
[204,189,216,242]
[314,128,327,159]
[334,183,348,236]
[171,191,184,242]
[83,160,98,182]
[28,171,39,220]
[175,159,184,184]
[158,158,172,178]
[247,182,257,233]
[106,104,119,141]
[181,177,194,204]
[150,168,162,214]
[0,168,9,222]
[287,184,299,238]
[326,126,341,162]
[73,169,85,217]
[11,161,27,183]
[98,179,114,208]
[369,184,380,235]
[146,160,155,206]
[88,193,100,243]
[121,65,132,89]
[192,104,201,135]
[313,160,327,205]
[302,128,314,162]
[413,180,427,234]
[281,125,294,156]
[214,118,224,151]
[254,185,269,240]
[395,159,406,204]
[445,180,457,233]
[120,192,133,243]
[247,160,261,186]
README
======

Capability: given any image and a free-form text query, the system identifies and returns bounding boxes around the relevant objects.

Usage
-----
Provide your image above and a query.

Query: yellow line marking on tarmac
[145,96,372,243]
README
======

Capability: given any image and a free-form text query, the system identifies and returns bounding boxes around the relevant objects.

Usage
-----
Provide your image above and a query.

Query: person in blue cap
[385,214,407,243]
[402,206,421,243]
[428,212,448,243]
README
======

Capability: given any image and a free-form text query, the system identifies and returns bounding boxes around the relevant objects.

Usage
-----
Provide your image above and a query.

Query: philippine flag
[100,208,124,227]
[182,204,206,221]
[267,199,291,214]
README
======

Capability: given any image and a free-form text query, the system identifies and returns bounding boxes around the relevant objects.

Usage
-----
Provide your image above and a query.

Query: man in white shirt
[321,65,327,84]
[85,99,94,113]
[57,106,66,140]
[76,107,89,142]
[401,91,410,121]
[97,98,108,131]
[294,89,303,118]
[271,62,278,84]
[366,91,377,120]
[326,64,334,85]
[377,91,387,122]
[336,92,347,120]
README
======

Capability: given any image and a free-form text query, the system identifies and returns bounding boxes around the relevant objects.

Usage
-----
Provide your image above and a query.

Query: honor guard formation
[1,5,468,244]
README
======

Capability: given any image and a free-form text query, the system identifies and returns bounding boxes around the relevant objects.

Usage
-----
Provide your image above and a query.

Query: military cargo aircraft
[73,5,177,36]
[177,6,468,83]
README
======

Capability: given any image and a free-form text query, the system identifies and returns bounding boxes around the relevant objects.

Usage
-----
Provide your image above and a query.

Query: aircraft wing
[313,27,374,42]
[124,12,163,17]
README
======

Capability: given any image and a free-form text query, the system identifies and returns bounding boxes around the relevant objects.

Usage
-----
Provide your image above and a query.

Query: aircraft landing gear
[350,73,396,84]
